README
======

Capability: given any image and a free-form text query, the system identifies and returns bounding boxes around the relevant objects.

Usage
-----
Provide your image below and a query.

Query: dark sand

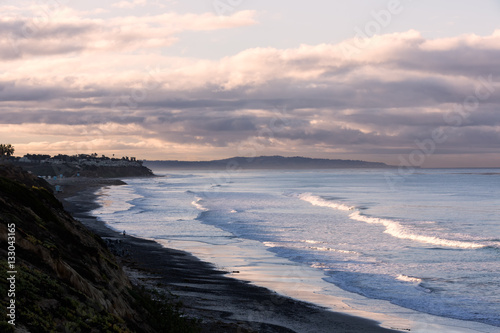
[54,177,403,333]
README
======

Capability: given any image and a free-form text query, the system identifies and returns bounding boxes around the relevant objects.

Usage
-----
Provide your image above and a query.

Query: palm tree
[0,144,14,157]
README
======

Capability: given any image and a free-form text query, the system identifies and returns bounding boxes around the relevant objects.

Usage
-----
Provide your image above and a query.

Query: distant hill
[144,156,394,170]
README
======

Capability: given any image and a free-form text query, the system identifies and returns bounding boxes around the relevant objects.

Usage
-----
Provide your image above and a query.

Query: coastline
[53,177,401,333]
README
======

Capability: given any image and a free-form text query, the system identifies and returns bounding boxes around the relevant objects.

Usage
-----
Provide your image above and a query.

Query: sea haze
[91,169,500,332]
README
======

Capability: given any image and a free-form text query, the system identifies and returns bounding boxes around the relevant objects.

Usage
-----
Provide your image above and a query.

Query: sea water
[91,169,500,332]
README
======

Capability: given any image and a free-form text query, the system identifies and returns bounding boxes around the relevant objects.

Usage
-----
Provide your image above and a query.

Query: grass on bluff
[0,171,200,332]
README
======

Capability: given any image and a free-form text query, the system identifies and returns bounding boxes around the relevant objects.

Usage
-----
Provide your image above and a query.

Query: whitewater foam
[191,197,208,211]
[298,193,356,211]
[299,193,486,250]
[308,246,359,254]
[349,212,485,249]
[92,186,142,215]
[396,274,423,284]
[303,239,323,244]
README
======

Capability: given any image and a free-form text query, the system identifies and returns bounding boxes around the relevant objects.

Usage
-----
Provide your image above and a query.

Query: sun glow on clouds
[1,3,500,166]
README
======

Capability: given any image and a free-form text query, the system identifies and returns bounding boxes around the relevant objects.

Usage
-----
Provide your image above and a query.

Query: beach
[53,177,401,333]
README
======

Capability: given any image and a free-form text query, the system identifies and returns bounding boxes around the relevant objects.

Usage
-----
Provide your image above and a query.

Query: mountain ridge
[144,155,395,170]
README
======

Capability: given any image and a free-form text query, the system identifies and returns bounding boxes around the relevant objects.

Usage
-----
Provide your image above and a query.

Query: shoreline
[53,177,402,333]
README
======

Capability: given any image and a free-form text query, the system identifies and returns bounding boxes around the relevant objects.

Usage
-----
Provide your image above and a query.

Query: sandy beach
[53,177,401,333]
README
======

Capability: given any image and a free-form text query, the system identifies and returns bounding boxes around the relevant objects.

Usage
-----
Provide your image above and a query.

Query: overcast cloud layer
[1,3,499,167]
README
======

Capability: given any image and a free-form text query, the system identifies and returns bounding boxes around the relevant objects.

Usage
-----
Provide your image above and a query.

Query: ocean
[91,168,500,332]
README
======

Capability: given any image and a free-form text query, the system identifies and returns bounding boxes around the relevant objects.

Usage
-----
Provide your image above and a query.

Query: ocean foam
[298,193,355,211]
[191,197,208,211]
[396,274,423,284]
[349,212,485,249]
[299,193,486,249]
[308,246,359,254]
[92,186,142,215]
[303,239,322,244]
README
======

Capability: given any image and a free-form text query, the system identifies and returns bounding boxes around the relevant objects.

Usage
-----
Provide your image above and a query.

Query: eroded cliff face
[0,165,150,332]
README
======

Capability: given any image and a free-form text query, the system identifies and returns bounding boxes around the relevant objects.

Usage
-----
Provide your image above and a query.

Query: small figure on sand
[123,230,126,236]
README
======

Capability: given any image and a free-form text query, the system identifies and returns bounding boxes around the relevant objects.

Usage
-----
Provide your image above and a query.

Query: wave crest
[299,193,487,249]
[298,193,355,211]
[396,274,422,284]
[349,212,485,249]
[191,197,208,211]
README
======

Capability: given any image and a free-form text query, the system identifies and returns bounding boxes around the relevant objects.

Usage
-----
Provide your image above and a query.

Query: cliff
[0,165,197,332]
[12,162,154,178]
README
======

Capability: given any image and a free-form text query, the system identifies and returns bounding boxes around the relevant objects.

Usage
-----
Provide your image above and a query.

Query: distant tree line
[20,153,139,163]
[0,146,140,163]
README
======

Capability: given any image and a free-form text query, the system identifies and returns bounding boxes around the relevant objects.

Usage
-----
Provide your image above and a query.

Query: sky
[1,0,500,167]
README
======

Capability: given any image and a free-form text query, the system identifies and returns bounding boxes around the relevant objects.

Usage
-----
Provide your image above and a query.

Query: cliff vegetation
[0,165,198,332]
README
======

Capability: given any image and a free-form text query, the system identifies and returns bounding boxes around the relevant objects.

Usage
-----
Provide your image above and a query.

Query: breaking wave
[191,197,208,211]
[298,193,355,211]
[299,193,487,249]
[396,274,423,284]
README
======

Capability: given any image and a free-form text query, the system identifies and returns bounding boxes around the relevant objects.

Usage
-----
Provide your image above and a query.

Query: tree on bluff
[0,144,14,157]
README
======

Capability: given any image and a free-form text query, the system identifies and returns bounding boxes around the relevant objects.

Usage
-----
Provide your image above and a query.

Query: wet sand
[53,177,402,333]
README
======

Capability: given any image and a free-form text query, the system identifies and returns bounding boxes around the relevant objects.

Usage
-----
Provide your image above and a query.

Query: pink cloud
[0,6,258,59]
[1,19,500,166]
[111,0,148,9]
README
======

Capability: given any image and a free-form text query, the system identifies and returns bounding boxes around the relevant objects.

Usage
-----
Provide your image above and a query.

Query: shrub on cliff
[0,166,198,332]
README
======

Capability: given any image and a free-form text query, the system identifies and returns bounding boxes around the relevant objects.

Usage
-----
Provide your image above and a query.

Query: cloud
[0,4,499,166]
[111,0,170,9]
[111,0,148,9]
[0,6,258,60]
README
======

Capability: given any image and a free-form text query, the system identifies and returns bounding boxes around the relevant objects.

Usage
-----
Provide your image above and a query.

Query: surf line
[298,193,485,250]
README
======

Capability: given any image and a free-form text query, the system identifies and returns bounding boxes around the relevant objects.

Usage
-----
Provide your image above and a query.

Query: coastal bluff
[9,154,154,178]
[0,165,196,332]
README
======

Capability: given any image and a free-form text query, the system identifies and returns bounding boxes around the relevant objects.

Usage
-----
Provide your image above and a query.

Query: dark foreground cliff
[0,165,198,332]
